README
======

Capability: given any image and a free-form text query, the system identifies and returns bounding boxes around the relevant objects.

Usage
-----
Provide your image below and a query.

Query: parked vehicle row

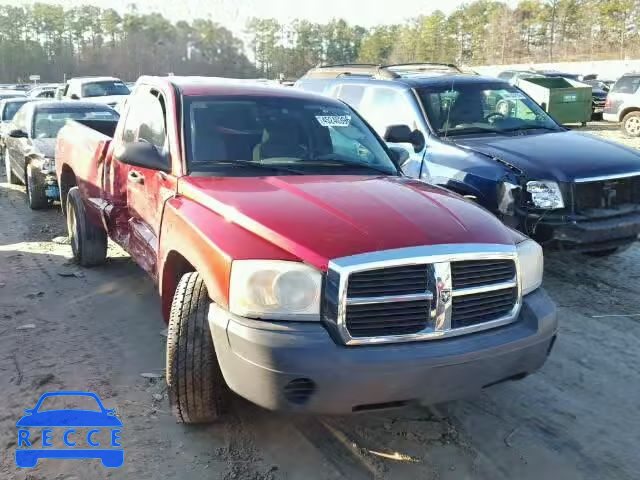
[296,63,640,255]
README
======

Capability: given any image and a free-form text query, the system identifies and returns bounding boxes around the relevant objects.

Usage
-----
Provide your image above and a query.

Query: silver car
[603,73,640,137]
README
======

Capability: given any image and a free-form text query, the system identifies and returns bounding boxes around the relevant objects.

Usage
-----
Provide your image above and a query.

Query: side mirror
[388,146,410,169]
[384,125,425,152]
[70,94,80,100]
[9,129,28,138]
[117,141,168,172]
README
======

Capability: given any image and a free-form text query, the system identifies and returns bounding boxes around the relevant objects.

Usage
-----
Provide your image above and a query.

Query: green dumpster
[515,76,592,125]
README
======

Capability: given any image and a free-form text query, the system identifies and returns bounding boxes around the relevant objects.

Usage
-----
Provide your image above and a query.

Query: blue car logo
[15,391,123,468]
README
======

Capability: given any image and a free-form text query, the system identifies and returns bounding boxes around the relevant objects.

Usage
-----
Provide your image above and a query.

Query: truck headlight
[517,239,543,295]
[229,260,322,321]
[526,181,564,209]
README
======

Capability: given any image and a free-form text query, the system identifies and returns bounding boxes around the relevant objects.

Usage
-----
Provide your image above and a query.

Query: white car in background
[62,76,130,108]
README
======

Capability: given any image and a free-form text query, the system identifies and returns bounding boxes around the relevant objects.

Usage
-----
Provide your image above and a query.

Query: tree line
[0,0,638,83]
[249,0,640,79]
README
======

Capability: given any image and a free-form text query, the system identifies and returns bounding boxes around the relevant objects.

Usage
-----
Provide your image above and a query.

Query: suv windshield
[184,96,397,176]
[81,81,130,98]
[33,107,118,138]
[417,83,559,136]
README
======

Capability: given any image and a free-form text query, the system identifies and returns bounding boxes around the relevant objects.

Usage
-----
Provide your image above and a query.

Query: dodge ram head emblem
[439,288,452,304]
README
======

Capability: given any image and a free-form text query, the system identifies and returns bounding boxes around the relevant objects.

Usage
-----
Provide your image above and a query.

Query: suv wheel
[166,272,230,423]
[622,111,640,137]
[26,163,48,209]
[66,186,108,266]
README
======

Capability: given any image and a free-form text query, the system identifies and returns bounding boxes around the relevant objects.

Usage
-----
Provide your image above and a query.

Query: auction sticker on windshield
[15,391,123,468]
[315,115,351,127]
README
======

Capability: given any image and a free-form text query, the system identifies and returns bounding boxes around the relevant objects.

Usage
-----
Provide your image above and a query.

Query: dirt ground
[1,123,639,480]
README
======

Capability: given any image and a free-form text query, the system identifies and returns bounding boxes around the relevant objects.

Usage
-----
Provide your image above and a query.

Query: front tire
[166,272,230,423]
[4,150,19,184]
[622,111,640,137]
[26,163,47,209]
[66,187,107,266]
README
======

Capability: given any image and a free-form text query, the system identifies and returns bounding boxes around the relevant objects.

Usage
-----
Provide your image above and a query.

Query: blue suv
[296,64,640,255]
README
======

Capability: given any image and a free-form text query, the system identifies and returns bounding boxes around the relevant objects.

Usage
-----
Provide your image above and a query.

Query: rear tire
[622,111,640,137]
[4,150,19,185]
[26,163,47,209]
[166,272,230,424]
[66,186,107,266]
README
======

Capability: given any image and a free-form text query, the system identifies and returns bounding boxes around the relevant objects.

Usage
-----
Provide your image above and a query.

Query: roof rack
[304,62,462,80]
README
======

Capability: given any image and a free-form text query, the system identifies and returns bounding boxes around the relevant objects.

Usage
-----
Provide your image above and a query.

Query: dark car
[296,65,640,254]
[4,100,118,209]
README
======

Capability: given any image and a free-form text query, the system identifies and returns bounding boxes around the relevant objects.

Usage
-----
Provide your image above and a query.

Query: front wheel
[66,187,108,266]
[166,272,230,423]
[26,163,47,209]
[622,111,640,137]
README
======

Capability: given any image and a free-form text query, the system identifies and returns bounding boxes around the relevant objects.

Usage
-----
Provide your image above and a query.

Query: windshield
[3,101,28,121]
[33,107,118,138]
[417,83,559,136]
[184,96,397,176]
[81,80,130,98]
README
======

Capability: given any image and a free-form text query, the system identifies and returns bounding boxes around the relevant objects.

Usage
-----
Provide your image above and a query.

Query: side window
[138,93,166,150]
[121,91,166,150]
[336,84,365,110]
[358,87,418,138]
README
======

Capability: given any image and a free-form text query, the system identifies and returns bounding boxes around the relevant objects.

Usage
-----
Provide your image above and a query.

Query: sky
[6,0,483,36]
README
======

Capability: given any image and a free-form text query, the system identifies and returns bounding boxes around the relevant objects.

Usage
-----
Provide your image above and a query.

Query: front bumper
[209,289,557,414]
[526,211,640,251]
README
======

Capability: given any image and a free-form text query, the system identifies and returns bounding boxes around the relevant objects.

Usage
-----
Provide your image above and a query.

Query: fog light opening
[283,378,316,405]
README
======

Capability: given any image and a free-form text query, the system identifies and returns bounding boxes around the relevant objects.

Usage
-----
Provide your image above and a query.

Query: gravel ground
[0,124,639,479]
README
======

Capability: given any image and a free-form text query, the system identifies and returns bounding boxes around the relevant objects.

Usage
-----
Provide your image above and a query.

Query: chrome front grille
[326,244,521,345]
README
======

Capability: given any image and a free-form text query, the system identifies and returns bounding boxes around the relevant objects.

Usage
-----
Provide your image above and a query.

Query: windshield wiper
[310,154,396,175]
[499,125,558,133]
[441,126,500,136]
[208,160,306,175]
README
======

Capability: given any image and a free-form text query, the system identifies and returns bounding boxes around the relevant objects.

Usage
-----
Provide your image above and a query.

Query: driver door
[114,88,174,277]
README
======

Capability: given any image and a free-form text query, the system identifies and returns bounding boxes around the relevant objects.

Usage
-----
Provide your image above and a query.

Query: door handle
[128,170,144,185]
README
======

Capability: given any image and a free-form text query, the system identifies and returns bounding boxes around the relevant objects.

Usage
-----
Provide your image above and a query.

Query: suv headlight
[526,181,564,209]
[229,260,322,321]
[517,239,543,295]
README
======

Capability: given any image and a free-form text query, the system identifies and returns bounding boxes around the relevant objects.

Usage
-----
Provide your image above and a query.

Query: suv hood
[454,131,640,182]
[180,176,513,270]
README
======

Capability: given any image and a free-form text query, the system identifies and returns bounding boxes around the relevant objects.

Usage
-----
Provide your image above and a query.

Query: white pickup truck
[61,76,130,108]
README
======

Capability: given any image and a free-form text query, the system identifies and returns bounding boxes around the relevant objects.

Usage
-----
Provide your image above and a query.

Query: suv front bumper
[209,289,557,414]
[526,212,640,251]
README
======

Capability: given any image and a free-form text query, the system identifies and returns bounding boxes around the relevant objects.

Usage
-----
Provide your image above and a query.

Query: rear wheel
[4,150,19,185]
[166,272,230,423]
[66,186,107,266]
[622,111,640,137]
[26,163,48,210]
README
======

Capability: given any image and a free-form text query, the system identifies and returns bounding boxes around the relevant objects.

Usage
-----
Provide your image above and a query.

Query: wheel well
[620,107,640,122]
[59,165,77,213]
[161,251,196,323]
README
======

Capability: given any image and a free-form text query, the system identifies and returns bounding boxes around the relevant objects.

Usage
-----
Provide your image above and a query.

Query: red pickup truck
[56,76,557,423]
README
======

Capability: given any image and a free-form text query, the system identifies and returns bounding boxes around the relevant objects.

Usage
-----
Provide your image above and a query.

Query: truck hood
[453,131,640,182]
[179,175,513,270]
